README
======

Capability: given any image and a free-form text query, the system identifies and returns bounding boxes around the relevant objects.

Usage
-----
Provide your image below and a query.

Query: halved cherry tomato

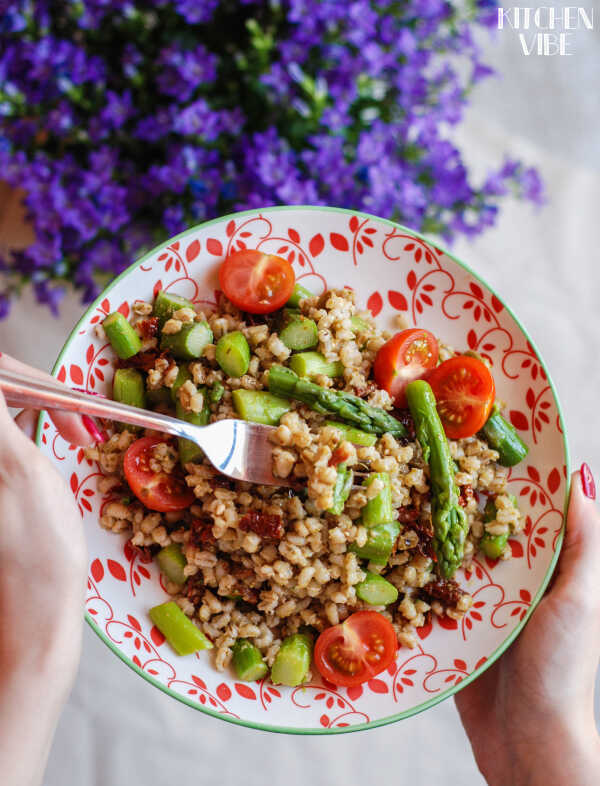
[313,610,397,687]
[373,328,439,407]
[123,436,195,513]
[218,249,295,314]
[427,355,495,440]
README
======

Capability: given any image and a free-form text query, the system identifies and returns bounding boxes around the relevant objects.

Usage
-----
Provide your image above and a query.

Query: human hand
[0,352,98,786]
[456,465,600,786]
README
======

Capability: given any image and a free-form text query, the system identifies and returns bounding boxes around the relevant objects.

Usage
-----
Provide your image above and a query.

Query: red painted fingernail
[82,415,106,443]
[581,463,596,500]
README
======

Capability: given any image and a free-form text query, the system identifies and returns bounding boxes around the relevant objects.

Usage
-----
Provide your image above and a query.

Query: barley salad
[88,247,529,688]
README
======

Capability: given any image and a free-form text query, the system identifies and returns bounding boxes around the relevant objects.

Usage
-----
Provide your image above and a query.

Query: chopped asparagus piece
[350,316,372,333]
[103,312,142,359]
[328,464,354,515]
[149,601,213,656]
[355,571,399,606]
[289,351,343,379]
[153,290,194,327]
[156,543,187,586]
[170,364,192,403]
[361,472,393,527]
[481,409,529,467]
[113,368,146,409]
[176,397,208,466]
[349,521,401,565]
[480,532,508,560]
[479,494,518,560]
[268,364,406,437]
[286,282,314,308]
[160,322,213,360]
[406,380,468,579]
[209,381,225,403]
[324,421,377,447]
[232,389,291,425]
[280,317,318,351]
[270,633,312,687]
[216,331,250,377]
[232,639,269,681]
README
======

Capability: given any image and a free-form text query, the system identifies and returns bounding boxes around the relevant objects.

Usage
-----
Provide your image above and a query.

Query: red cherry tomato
[313,611,398,687]
[427,355,495,440]
[218,249,295,314]
[373,328,439,406]
[123,436,195,513]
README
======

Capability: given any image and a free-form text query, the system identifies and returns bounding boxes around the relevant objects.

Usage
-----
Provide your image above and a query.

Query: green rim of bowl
[36,205,570,735]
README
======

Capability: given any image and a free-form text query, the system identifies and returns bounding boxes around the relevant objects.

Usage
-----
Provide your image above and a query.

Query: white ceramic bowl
[38,206,569,733]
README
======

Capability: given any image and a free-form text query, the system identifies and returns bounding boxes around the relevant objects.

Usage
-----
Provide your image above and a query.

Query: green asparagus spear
[481,409,529,467]
[286,282,314,308]
[406,380,468,579]
[153,290,194,327]
[148,601,213,655]
[355,571,399,606]
[350,315,372,334]
[209,380,225,403]
[216,331,250,377]
[156,543,187,586]
[170,364,192,403]
[270,633,312,687]
[280,316,318,351]
[479,494,518,560]
[289,351,343,378]
[232,639,269,681]
[103,312,142,359]
[146,387,173,409]
[361,472,393,527]
[160,322,213,360]
[232,389,291,425]
[268,365,406,437]
[324,421,377,447]
[112,368,146,409]
[349,521,400,565]
[328,464,354,515]
[176,397,209,466]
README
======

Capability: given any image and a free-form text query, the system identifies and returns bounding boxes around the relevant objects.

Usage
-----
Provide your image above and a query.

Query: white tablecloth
[1,15,598,785]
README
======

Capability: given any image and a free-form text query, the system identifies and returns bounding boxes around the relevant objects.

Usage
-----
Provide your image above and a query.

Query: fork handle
[0,368,195,442]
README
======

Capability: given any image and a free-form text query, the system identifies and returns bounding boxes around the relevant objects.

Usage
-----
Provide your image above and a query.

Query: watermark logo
[498,7,594,55]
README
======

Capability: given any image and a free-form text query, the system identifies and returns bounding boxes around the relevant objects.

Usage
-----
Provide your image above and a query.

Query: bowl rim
[37,204,571,734]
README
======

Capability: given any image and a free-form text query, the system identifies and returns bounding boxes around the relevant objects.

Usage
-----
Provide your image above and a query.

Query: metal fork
[0,368,289,487]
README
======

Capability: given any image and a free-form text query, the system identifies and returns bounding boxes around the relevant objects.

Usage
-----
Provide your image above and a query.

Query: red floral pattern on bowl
[37,207,569,734]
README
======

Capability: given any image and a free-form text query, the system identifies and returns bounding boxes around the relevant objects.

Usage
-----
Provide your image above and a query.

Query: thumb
[550,465,600,601]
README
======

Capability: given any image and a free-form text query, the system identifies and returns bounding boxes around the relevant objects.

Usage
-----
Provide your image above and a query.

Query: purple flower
[0,0,543,317]
[172,0,219,24]
[99,90,134,132]
[0,290,11,319]
[157,45,217,101]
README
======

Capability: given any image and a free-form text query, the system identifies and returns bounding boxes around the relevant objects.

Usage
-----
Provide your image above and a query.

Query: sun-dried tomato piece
[126,538,157,563]
[421,578,465,607]
[397,506,420,523]
[189,517,216,548]
[239,511,284,539]
[328,442,354,467]
[458,484,474,507]
[393,408,416,440]
[137,316,159,339]
[185,574,205,606]
[117,349,164,372]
